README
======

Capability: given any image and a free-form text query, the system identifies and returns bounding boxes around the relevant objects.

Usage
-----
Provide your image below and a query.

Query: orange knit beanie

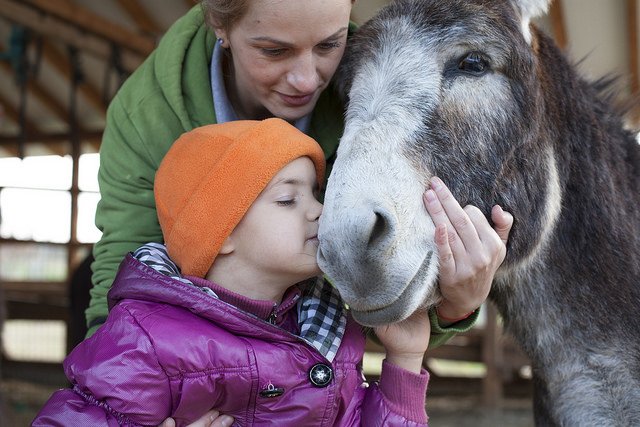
[154,118,326,278]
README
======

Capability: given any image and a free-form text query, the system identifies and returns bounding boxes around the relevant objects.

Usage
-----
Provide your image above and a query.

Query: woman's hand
[423,176,513,322]
[374,309,431,374]
[159,410,234,427]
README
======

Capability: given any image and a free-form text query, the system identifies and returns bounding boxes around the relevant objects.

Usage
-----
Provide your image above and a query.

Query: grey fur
[318,0,640,424]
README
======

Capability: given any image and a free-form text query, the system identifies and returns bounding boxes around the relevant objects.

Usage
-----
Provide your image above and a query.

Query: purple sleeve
[31,389,123,426]
[32,304,172,426]
[360,360,430,426]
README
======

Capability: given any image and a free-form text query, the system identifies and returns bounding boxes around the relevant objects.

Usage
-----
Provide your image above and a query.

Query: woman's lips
[279,92,315,107]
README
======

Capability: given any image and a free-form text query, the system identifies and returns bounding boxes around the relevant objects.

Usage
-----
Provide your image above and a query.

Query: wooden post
[628,0,639,94]
[482,302,504,407]
[549,0,568,50]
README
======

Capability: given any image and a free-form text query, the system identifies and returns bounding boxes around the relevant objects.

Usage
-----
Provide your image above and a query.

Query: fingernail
[430,176,443,190]
[424,189,437,203]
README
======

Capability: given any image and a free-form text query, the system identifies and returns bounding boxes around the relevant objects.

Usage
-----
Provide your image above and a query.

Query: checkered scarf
[297,277,347,362]
[132,243,346,362]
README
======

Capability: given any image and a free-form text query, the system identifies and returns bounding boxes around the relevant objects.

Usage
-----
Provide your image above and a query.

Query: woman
[87,1,512,424]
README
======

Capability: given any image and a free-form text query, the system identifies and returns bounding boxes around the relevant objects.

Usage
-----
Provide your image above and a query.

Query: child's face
[226,156,323,287]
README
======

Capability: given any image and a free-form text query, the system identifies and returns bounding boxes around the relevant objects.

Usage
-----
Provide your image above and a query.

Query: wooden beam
[481,303,503,407]
[0,90,39,131]
[0,42,74,154]
[116,0,162,36]
[0,90,41,157]
[0,129,102,145]
[0,0,144,72]
[1,358,68,387]
[41,41,107,114]
[628,0,639,93]
[4,111,97,158]
[0,141,67,157]
[2,280,67,299]
[0,59,68,125]
[0,130,101,155]
[27,81,69,125]
[549,0,567,50]
[20,0,155,56]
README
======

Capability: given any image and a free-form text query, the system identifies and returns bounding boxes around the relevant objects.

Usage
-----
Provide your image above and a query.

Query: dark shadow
[66,251,94,354]
[0,279,7,427]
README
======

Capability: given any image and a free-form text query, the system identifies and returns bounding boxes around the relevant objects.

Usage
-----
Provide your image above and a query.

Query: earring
[218,38,224,45]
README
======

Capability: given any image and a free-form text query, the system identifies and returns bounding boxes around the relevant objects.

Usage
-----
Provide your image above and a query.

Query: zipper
[267,293,300,325]
[228,294,329,362]
[267,303,278,324]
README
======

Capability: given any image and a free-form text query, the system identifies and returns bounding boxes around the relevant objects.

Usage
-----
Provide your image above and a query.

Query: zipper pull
[267,303,278,324]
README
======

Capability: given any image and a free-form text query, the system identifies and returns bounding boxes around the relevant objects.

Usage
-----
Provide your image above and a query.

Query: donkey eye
[458,52,489,75]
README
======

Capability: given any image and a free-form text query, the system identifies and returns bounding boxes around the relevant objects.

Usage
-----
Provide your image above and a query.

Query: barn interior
[1,1,638,425]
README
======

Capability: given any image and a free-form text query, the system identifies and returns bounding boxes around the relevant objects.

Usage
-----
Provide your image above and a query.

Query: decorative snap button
[309,363,333,387]
[259,381,284,398]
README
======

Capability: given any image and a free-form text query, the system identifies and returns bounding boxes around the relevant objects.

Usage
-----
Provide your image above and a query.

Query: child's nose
[309,199,323,221]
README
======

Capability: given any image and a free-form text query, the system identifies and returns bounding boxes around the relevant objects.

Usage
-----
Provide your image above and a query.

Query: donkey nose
[318,205,397,263]
[355,206,396,254]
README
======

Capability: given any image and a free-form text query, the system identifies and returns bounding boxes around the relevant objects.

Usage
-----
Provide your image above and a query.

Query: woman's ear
[214,29,229,48]
[218,236,235,255]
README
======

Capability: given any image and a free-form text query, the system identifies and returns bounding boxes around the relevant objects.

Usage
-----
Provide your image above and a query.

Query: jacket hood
[151,5,216,129]
[109,252,225,319]
[108,243,348,361]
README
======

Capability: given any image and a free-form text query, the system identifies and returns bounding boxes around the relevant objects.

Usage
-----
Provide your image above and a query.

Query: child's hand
[160,410,234,427]
[423,177,512,322]
[374,309,431,374]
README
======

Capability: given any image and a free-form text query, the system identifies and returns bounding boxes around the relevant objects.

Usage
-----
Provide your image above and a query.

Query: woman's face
[216,0,352,121]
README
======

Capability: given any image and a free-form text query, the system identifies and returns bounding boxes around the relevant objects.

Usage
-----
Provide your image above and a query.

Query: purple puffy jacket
[33,253,429,426]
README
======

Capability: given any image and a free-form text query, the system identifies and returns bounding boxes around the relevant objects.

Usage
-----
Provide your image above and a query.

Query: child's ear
[218,236,235,255]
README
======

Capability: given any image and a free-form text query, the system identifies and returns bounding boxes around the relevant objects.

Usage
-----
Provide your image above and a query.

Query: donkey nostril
[367,211,388,248]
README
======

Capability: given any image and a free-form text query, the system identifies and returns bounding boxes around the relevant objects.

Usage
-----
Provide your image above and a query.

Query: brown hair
[200,0,356,32]
[200,0,249,33]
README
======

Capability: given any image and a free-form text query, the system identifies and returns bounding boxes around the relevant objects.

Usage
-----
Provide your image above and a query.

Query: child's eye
[277,199,296,206]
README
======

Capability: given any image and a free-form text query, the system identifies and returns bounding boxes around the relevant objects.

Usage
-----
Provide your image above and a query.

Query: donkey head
[318,0,559,326]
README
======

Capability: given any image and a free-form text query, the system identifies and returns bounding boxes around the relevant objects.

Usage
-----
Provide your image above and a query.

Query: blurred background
[1,0,639,425]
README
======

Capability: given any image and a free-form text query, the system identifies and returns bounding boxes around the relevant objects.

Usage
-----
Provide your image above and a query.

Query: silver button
[309,363,333,387]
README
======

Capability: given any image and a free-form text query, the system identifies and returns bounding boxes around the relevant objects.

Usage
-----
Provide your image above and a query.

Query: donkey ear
[510,0,551,44]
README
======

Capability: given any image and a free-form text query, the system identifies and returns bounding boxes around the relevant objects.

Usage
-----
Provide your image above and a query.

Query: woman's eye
[261,48,287,57]
[458,52,488,74]
[318,41,342,51]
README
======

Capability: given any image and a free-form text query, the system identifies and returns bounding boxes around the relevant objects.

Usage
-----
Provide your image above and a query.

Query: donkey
[317,0,640,424]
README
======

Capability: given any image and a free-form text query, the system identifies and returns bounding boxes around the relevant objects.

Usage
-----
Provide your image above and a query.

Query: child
[33,119,431,426]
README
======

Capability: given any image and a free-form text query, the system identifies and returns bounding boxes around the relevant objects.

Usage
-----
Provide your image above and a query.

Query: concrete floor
[428,396,534,427]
